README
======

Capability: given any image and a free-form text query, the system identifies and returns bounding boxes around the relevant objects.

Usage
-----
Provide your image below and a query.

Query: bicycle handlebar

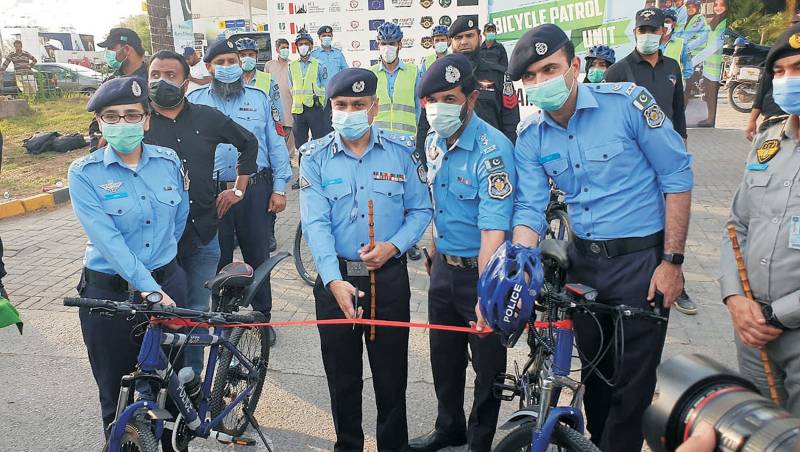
[63,297,258,324]
[539,291,667,322]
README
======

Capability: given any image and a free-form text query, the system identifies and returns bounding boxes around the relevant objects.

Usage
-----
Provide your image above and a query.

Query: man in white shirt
[184,47,211,93]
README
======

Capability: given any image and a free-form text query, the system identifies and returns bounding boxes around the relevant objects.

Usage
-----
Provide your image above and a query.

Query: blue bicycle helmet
[734,37,747,47]
[685,0,701,6]
[235,38,258,52]
[586,45,616,65]
[377,22,403,43]
[478,241,544,347]
[663,8,678,22]
[295,30,313,45]
[431,25,449,38]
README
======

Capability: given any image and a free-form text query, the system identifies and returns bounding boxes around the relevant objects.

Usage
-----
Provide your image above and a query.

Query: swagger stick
[368,200,377,342]
[726,223,780,404]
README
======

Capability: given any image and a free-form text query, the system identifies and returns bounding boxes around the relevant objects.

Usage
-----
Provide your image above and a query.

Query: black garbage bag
[50,134,88,153]
[22,132,60,155]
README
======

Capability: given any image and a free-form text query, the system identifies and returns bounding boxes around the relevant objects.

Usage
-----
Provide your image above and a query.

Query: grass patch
[0,95,92,199]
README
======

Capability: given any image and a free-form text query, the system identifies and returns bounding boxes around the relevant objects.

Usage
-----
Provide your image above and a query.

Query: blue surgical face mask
[587,67,606,83]
[525,70,575,111]
[486,32,497,42]
[426,102,465,139]
[332,103,373,140]
[104,49,123,69]
[434,41,448,54]
[102,122,145,154]
[321,36,333,48]
[772,75,800,115]
[279,48,290,60]
[241,56,257,72]
[636,33,662,55]
[214,64,244,83]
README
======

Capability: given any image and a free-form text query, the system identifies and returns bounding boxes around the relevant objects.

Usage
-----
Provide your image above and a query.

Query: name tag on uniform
[790,216,800,250]
[104,192,129,200]
[540,153,561,164]
[746,163,769,171]
[373,172,406,182]
[322,178,343,187]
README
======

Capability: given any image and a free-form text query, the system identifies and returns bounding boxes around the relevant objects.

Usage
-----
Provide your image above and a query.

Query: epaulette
[150,145,180,163]
[380,130,415,149]
[591,83,665,129]
[588,81,639,98]
[69,151,101,171]
[243,85,270,101]
[300,132,336,156]
[758,115,790,134]
[517,109,543,135]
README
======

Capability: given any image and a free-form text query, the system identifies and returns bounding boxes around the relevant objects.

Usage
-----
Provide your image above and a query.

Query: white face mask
[664,23,673,35]
[380,45,398,64]
[298,45,310,57]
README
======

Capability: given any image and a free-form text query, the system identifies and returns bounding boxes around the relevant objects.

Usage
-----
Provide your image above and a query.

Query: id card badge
[790,216,800,250]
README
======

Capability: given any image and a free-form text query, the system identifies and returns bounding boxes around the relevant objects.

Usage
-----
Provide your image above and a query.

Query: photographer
[720,24,800,416]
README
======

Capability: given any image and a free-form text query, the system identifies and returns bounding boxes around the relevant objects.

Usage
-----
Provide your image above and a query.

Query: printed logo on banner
[370,40,379,51]
[421,16,434,28]
[420,0,433,8]
[391,0,413,6]
[439,16,452,26]
[277,2,287,12]
[368,0,385,10]
[439,0,451,7]
[347,0,362,10]
[401,37,415,48]
[353,60,362,67]
[369,19,385,30]
[456,0,478,5]
[278,22,287,31]
[394,18,415,27]
[421,37,433,49]
[351,40,362,49]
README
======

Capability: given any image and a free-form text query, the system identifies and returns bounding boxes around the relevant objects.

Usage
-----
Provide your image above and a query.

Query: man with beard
[144,50,258,373]
[415,15,520,158]
[188,39,292,345]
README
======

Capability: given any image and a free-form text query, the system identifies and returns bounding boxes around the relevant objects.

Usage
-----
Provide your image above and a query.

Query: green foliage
[730,5,791,46]
[116,14,152,54]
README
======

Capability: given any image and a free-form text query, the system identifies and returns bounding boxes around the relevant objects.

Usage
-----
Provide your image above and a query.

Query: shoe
[268,326,277,347]
[269,235,277,252]
[291,180,300,190]
[407,244,422,261]
[696,119,714,128]
[408,429,467,452]
[674,290,698,315]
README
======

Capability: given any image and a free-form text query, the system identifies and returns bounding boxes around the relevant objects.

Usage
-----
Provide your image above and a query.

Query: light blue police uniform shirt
[299,127,433,285]
[375,61,422,121]
[245,72,285,123]
[425,113,516,257]
[310,46,349,88]
[188,85,292,192]
[286,58,327,90]
[513,82,694,240]
[68,144,189,292]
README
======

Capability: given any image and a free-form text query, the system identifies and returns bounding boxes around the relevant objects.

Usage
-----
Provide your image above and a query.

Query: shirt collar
[102,142,153,168]
[378,61,406,75]
[540,83,598,129]
[332,126,380,157]
[151,100,191,121]
[449,112,479,152]
[631,49,663,64]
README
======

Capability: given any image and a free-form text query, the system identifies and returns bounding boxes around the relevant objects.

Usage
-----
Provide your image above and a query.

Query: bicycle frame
[107,322,260,451]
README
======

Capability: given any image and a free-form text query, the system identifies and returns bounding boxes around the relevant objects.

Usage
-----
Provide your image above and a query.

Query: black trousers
[217,178,272,314]
[568,244,670,452]
[314,259,410,452]
[78,268,187,435]
[428,253,507,452]
[293,104,332,162]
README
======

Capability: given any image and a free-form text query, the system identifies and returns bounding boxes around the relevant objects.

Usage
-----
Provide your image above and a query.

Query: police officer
[416,15,520,157]
[289,30,329,188]
[188,39,292,344]
[419,25,451,76]
[509,24,693,452]
[68,77,189,435]
[720,24,800,416]
[408,54,516,452]
[370,22,421,137]
[479,23,508,70]
[582,45,615,83]
[310,25,349,89]
[299,68,432,451]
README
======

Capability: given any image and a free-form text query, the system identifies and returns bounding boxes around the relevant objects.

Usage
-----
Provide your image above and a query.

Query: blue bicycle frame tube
[531,407,584,452]
[552,322,574,377]
[107,400,159,451]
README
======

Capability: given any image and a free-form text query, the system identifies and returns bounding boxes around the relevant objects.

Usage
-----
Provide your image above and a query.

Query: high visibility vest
[290,59,323,114]
[703,19,728,81]
[664,37,685,72]
[422,54,437,73]
[371,63,418,135]
[251,70,272,94]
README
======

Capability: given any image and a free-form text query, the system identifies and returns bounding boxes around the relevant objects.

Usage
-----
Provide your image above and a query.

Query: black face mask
[148,79,185,109]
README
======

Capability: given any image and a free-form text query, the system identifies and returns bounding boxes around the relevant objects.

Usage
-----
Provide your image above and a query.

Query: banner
[267,0,482,69]
[170,0,195,52]
[488,0,729,127]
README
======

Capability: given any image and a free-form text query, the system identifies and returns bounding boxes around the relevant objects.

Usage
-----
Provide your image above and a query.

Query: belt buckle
[589,242,602,255]
[444,255,462,268]
[346,261,369,277]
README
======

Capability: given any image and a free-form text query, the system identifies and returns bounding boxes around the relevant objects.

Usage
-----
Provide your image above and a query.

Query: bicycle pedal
[232,436,256,446]
[493,373,520,401]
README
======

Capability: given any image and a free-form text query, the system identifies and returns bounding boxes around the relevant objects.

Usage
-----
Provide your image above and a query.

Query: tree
[730,0,791,45]
[115,14,152,54]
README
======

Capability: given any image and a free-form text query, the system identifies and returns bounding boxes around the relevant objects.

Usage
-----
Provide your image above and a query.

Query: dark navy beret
[417,54,474,98]
[635,8,665,28]
[203,39,237,63]
[86,76,147,112]
[508,24,570,81]
[766,23,800,74]
[326,68,377,99]
[448,15,479,38]
[318,25,333,35]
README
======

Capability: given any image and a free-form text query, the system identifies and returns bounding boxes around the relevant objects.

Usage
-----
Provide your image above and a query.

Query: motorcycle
[723,36,769,113]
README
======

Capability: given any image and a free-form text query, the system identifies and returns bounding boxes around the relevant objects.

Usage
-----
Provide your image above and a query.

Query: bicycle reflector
[479,241,544,347]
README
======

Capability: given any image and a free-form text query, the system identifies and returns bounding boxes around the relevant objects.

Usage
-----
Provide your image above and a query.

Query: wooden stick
[368,200,377,342]
[726,224,780,404]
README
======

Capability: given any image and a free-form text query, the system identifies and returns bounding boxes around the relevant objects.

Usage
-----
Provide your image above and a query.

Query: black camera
[643,354,800,452]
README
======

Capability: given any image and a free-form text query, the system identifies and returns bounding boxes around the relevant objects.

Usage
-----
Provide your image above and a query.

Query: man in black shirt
[479,23,508,70]
[746,68,787,142]
[144,50,259,374]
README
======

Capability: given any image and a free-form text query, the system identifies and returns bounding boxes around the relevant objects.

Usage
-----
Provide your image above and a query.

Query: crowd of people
[39,5,800,452]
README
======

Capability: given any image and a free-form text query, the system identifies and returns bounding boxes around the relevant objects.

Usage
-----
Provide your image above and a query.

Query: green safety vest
[703,19,728,80]
[422,54,437,73]
[251,70,272,94]
[290,59,323,114]
[371,63,418,135]
[664,37,685,72]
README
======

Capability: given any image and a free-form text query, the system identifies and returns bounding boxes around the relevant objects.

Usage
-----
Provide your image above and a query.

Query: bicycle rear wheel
[209,312,270,437]
[494,422,599,452]
[546,208,573,242]
[293,222,317,286]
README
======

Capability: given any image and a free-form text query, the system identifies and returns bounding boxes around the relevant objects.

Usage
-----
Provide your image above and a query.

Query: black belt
[440,253,479,269]
[573,231,664,259]
[337,256,406,277]
[82,258,178,292]
[216,169,273,191]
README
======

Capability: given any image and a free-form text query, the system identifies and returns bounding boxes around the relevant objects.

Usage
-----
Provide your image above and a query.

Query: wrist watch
[663,253,685,265]
[232,188,244,198]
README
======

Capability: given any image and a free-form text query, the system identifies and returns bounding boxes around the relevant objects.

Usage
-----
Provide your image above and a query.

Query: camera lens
[643,354,800,452]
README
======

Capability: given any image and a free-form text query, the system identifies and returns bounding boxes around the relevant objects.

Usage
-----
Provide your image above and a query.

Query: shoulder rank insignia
[756,139,781,163]
[633,90,654,111]
[612,83,622,91]
[625,83,637,96]
[299,175,311,189]
[99,181,123,193]
[488,172,513,200]
[644,104,665,128]
[484,157,505,173]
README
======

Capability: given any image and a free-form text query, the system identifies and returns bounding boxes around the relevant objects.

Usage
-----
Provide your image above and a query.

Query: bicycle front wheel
[103,410,159,452]
[293,222,317,286]
[209,312,270,436]
[546,208,573,242]
[494,422,599,452]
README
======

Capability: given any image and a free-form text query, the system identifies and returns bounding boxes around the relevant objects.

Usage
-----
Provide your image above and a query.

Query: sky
[0,0,143,41]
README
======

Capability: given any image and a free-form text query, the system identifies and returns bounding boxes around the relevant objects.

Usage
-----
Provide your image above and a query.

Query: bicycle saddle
[539,239,570,270]
[204,262,254,293]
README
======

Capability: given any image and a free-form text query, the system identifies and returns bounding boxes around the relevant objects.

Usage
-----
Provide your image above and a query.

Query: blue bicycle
[493,240,666,451]
[64,278,276,451]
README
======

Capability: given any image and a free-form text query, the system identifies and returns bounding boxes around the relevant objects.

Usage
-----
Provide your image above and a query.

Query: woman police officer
[583,45,616,83]
[68,76,189,436]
